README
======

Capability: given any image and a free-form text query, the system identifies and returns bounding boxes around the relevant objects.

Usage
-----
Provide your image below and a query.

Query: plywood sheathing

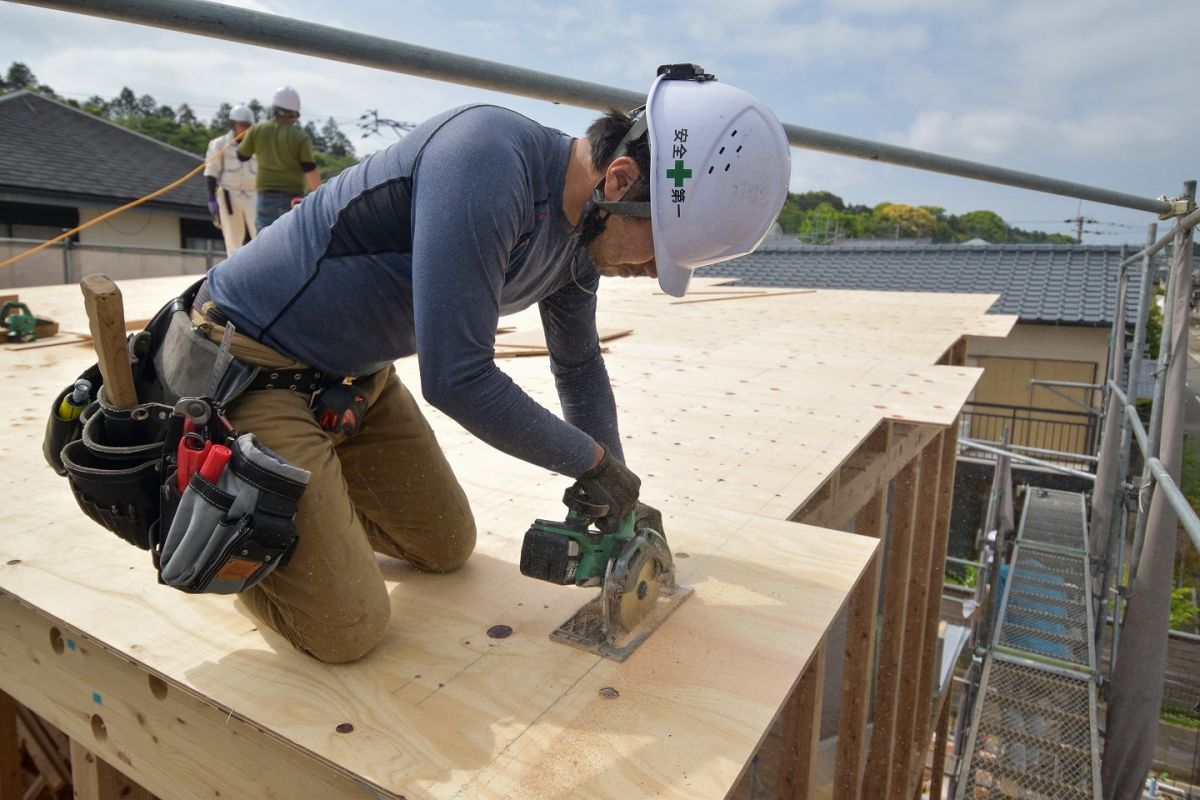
[0,275,1013,799]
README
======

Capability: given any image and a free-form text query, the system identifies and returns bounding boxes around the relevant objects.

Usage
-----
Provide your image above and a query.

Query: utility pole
[1064,214,1098,244]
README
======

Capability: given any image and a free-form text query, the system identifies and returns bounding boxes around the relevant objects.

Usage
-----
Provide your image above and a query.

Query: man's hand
[207,199,221,229]
[634,502,664,538]
[574,446,640,534]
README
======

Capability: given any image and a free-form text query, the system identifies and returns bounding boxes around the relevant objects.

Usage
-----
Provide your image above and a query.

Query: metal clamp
[1156,193,1197,220]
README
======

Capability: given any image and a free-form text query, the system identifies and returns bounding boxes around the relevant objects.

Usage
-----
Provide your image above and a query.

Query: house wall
[1,205,218,289]
[77,206,181,249]
[964,322,1110,456]
[968,323,1110,370]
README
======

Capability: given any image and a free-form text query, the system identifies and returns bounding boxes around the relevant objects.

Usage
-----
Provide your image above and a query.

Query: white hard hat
[645,67,791,297]
[228,104,254,124]
[271,86,301,113]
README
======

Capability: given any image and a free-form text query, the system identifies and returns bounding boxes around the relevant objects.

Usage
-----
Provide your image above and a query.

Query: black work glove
[634,501,665,538]
[574,447,640,534]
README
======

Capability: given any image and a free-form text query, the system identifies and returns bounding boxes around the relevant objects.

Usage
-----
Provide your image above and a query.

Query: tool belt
[42,279,309,594]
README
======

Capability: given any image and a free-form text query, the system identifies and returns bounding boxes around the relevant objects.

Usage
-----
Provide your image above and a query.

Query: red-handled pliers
[176,417,212,494]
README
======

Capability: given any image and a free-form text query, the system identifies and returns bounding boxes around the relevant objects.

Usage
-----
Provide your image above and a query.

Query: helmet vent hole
[736,145,743,153]
[724,164,731,172]
[731,130,738,137]
[718,146,725,155]
[707,166,714,174]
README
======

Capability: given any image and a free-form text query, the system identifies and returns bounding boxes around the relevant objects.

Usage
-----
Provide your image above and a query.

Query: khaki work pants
[191,310,476,662]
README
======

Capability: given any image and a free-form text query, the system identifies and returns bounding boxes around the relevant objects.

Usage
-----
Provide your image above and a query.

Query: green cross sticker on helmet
[666,160,693,188]
[645,65,792,297]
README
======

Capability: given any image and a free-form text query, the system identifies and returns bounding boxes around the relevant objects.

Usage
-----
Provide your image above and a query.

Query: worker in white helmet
[176,64,789,662]
[236,86,321,230]
[203,103,258,256]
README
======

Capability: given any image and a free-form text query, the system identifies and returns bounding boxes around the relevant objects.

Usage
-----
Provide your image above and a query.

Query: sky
[2,0,1196,245]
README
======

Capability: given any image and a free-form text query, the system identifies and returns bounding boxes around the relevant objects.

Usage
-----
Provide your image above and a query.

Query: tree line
[1,62,359,178]
[777,190,1075,244]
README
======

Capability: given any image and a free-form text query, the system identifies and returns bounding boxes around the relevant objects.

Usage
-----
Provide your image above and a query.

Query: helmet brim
[656,256,693,297]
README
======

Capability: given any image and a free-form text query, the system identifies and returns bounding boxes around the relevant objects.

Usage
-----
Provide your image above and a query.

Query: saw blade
[605,544,663,640]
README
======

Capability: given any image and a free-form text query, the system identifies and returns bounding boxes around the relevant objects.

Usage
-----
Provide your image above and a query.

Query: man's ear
[603,156,642,201]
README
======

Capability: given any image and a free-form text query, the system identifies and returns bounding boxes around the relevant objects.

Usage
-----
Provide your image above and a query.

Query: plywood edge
[963,312,1018,339]
[871,364,982,427]
[0,591,385,800]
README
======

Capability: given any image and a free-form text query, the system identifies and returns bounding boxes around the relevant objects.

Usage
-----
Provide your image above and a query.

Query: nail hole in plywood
[91,714,107,742]
[148,675,168,700]
[49,627,64,654]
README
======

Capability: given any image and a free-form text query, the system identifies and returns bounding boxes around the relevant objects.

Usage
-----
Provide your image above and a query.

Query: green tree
[792,190,845,212]
[3,62,38,91]
[1171,587,1199,632]
[958,210,1009,242]
[303,120,326,152]
[875,203,937,238]
[319,117,355,158]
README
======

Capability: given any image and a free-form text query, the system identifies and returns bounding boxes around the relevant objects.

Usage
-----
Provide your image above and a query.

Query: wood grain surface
[0,275,1013,799]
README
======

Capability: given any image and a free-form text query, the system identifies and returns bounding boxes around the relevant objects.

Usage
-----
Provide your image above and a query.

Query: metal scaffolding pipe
[1145,458,1200,554]
[6,0,1177,216]
[1119,206,1200,271]
[1107,380,1151,456]
[959,437,1096,482]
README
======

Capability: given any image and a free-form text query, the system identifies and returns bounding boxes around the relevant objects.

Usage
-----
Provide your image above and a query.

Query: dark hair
[586,109,651,202]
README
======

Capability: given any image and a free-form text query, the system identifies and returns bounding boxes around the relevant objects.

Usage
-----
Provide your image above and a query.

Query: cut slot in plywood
[0,275,1011,799]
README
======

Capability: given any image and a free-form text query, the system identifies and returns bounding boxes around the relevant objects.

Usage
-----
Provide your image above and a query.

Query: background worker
[187,65,790,663]
[237,85,320,230]
[204,103,257,256]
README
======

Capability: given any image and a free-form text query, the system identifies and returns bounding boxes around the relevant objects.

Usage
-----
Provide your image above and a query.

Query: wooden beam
[888,434,944,797]
[0,690,21,800]
[70,740,155,800]
[862,457,922,800]
[910,421,961,786]
[794,422,941,530]
[778,638,827,800]
[832,500,884,800]
[929,688,952,800]
[17,708,71,794]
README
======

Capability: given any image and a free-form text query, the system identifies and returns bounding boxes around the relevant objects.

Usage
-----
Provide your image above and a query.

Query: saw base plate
[549,584,693,662]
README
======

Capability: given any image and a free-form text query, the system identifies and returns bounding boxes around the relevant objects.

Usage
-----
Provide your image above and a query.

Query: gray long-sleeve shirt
[206,105,621,478]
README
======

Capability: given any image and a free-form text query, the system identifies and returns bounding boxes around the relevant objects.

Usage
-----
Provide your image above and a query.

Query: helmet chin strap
[574,107,652,246]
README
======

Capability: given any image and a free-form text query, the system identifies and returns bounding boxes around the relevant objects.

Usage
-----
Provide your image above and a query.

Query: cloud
[886,108,1175,159]
[826,0,988,13]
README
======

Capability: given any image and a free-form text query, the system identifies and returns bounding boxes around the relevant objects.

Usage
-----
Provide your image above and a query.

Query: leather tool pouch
[41,280,307,596]
[158,432,307,594]
[58,393,173,549]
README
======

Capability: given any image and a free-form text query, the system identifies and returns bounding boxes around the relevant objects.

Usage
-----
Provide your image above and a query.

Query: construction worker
[204,104,257,256]
[185,65,790,662]
[236,86,321,230]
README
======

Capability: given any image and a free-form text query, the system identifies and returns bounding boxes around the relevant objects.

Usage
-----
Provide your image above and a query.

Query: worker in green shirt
[237,86,322,230]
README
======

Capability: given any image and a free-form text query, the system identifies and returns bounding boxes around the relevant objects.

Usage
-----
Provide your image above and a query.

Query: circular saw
[520,486,692,661]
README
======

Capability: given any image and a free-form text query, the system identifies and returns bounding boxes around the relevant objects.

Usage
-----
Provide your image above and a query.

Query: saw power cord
[0,128,247,272]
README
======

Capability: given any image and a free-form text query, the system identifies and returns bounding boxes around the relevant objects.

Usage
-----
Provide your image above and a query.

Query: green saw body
[520,488,692,661]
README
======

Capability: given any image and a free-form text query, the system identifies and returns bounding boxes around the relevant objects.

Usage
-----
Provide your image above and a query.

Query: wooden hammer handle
[80,274,138,409]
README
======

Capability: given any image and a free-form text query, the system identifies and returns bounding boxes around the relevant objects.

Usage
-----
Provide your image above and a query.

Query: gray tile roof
[0,90,206,212]
[705,239,1150,326]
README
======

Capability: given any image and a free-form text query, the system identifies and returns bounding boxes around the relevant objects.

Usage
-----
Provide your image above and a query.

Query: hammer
[80,274,138,408]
